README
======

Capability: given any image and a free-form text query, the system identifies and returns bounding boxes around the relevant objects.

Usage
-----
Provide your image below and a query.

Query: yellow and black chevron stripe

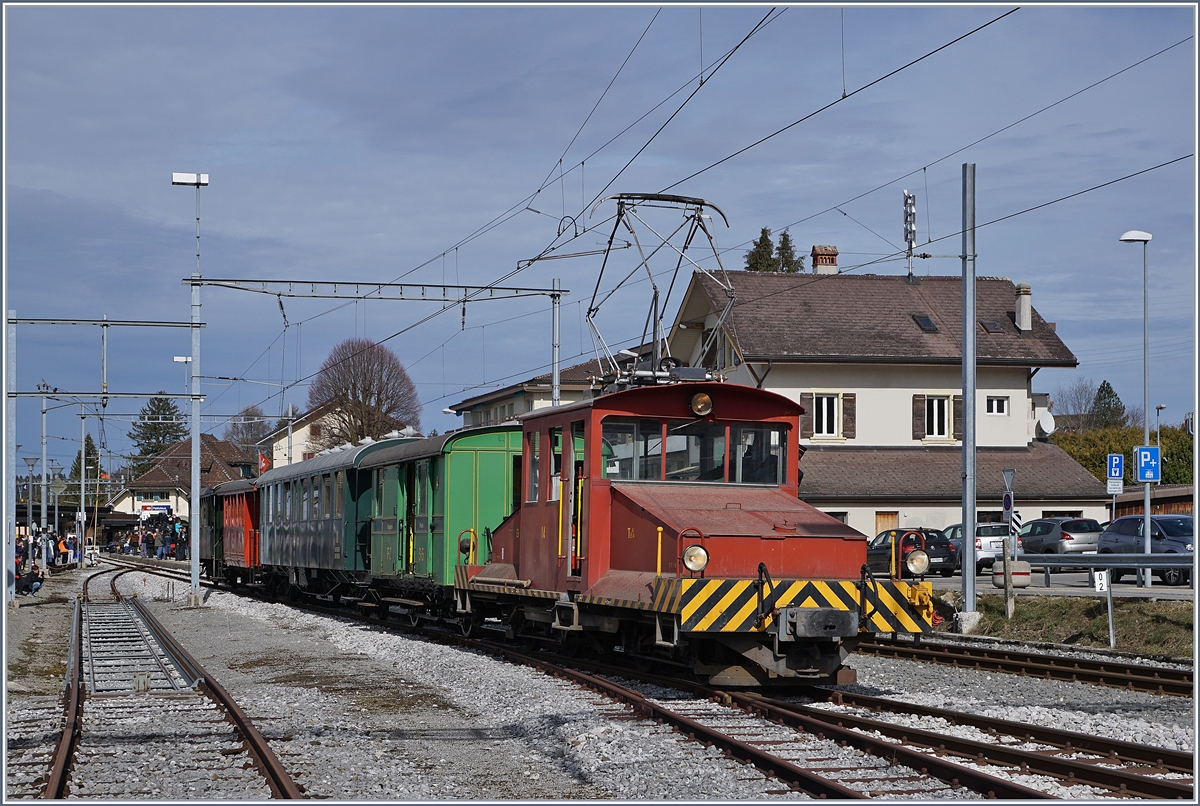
[671,578,932,635]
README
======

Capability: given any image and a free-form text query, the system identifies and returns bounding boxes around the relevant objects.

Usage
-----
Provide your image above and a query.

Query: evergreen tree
[775,229,804,273]
[65,434,102,506]
[1091,380,1128,430]
[744,227,779,272]
[127,393,188,477]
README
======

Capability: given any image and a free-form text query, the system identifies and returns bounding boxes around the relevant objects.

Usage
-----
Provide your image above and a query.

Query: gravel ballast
[7,566,1195,799]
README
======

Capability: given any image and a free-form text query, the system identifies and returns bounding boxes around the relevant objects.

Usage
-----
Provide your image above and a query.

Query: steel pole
[40,397,47,532]
[552,278,561,407]
[189,183,203,604]
[1142,241,1151,587]
[78,406,85,540]
[6,310,16,603]
[961,164,977,612]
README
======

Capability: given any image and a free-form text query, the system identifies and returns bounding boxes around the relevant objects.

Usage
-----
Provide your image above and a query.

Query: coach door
[412,460,431,575]
[371,467,400,576]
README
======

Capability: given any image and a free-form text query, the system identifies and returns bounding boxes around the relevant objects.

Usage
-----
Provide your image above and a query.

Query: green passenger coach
[356,425,522,611]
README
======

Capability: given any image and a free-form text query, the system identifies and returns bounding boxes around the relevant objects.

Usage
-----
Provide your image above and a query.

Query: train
[200,381,935,686]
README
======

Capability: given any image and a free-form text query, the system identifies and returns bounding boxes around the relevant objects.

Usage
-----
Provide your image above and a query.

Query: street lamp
[1119,229,1152,586]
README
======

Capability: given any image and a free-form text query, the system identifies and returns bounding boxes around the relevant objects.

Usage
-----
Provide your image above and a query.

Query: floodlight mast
[172,171,208,606]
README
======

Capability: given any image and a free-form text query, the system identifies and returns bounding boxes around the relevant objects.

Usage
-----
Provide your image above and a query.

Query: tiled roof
[797,441,1105,501]
[128,434,254,489]
[694,272,1076,366]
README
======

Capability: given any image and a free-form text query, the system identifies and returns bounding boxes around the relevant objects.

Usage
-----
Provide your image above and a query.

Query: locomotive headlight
[904,549,930,576]
[690,392,713,417]
[682,544,709,572]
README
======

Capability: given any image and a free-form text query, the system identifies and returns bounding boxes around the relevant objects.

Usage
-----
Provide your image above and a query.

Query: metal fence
[1009,552,1193,588]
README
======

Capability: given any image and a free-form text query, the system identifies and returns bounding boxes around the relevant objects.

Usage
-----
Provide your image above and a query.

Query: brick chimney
[811,245,838,275]
[1015,283,1032,332]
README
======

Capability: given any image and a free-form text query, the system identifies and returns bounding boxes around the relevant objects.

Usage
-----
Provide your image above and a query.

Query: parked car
[1018,517,1102,555]
[942,523,1022,575]
[1097,515,1193,585]
[867,528,958,578]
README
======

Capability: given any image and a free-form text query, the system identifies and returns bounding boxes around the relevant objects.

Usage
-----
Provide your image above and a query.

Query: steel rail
[857,635,1193,697]
[492,647,864,799]
[127,596,303,799]
[742,692,1192,800]
[810,687,1193,774]
[42,568,118,799]
[722,691,1054,800]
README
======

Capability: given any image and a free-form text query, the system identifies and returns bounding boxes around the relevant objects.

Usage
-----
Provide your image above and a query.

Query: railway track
[34,567,303,800]
[105,557,1194,798]
[857,634,1194,698]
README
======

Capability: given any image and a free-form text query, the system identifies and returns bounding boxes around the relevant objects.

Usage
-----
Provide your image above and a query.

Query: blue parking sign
[1134,446,1161,482]
[1107,453,1124,479]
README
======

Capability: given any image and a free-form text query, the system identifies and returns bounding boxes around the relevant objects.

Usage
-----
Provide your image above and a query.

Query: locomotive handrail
[457,528,477,565]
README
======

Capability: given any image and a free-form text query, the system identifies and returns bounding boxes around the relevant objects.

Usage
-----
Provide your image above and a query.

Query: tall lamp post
[1120,229,1152,586]
[172,171,207,607]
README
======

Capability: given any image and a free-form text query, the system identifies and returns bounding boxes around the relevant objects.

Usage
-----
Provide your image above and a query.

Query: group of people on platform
[113,517,188,561]
[13,530,76,595]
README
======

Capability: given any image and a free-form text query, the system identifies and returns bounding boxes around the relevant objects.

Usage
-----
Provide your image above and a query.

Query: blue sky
[4,4,1195,476]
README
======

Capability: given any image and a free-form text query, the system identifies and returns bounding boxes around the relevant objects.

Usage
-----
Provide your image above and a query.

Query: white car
[942,523,1022,575]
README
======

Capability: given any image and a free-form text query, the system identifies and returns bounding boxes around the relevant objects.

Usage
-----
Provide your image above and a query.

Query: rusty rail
[127,597,303,799]
[857,634,1193,697]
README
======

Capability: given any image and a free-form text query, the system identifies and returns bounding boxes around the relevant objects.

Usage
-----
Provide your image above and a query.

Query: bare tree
[306,338,421,450]
[1051,376,1096,433]
[223,404,273,454]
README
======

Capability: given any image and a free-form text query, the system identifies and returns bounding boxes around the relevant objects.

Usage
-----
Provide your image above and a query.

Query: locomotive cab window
[601,418,664,480]
[526,430,540,502]
[731,424,787,485]
[549,426,563,501]
[665,420,727,481]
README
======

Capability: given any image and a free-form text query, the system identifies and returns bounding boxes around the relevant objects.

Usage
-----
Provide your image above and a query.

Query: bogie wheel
[460,614,482,638]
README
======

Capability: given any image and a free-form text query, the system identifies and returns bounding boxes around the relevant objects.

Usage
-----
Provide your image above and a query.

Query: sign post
[1001,468,1017,557]
[1094,570,1115,648]
[1135,446,1160,587]
[1106,453,1124,522]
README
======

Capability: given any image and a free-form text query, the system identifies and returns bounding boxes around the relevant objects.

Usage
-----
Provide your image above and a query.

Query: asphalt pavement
[927,569,1194,600]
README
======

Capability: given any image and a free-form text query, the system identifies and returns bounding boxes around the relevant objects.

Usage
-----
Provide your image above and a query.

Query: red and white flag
[258,452,272,474]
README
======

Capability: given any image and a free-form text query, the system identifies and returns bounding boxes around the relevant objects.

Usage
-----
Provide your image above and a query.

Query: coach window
[301,478,311,520]
[665,420,727,481]
[730,424,787,485]
[323,475,333,518]
[526,430,540,502]
[311,476,322,518]
[374,470,385,518]
[283,482,293,521]
[334,471,345,518]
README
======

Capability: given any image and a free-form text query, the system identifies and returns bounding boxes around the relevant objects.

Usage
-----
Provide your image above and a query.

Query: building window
[986,396,1008,415]
[814,395,838,437]
[826,511,849,524]
[310,423,322,437]
[926,396,949,438]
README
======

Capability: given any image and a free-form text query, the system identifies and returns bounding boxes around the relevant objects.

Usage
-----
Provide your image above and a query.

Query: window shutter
[799,393,814,439]
[912,395,925,440]
[953,394,964,440]
[842,393,856,439]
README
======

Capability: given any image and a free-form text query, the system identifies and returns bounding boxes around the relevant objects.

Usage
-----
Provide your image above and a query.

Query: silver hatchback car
[1017,517,1102,555]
